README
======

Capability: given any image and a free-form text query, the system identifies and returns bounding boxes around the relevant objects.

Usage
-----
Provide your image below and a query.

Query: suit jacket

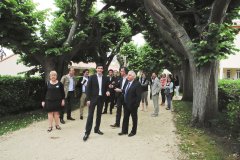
[151,77,161,96]
[60,75,77,98]
[139,77,149,91]
[76,76,89,97]
[115,77,128,98]
[107,76,116,94]
[124,80,142,110]
[86,74,109,102]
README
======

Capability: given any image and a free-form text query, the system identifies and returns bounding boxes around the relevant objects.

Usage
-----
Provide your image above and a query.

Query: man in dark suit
[102,69,115,114]
[118,70,142,137]
[76,69,89,120]
[113,70,120,106]
[110,67,128,128]
[83,64,110,141]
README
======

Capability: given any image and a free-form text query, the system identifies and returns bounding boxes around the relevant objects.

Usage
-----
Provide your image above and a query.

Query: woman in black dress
[42,71,65,132]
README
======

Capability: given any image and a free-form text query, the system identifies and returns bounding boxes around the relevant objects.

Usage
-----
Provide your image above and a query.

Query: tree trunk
[181,59,193,101]
[56,57,69,80]
[205,61,219,122]
[144,0,223,126]
[191,61,218,126]
[43,58,56,82]
[179,69,184,94]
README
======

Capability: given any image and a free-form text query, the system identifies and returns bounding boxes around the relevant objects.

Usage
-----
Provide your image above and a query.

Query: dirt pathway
[0,99,181,160]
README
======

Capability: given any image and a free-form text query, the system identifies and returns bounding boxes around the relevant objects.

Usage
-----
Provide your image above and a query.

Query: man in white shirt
[110,67,128,128]
[60,68,77,124]
[83,64,110,141]
[76,69,89,120]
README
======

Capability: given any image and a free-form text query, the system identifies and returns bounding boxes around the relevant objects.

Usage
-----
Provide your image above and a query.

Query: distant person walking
[42,71,65,132]
[150,73,161,117]
[160,74,167,106]
[60,68,77,124]
[139,72,149,111]
[174,76,180,99]
[165,77,174,110]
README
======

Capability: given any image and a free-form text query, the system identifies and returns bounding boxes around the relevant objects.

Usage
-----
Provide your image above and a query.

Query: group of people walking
[41,65,180,141]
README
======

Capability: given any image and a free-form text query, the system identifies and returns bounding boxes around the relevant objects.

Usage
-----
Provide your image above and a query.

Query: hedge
[218,79,240,136]
[0,76,44,116]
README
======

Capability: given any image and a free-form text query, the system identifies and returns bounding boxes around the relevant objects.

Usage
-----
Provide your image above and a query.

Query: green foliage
[192,23,238,67]
[120,41,181,73]
[0,76,44,116]
[218,80,240,137]
[0,0,46,49]
[227,102,240,126]
[174,101,236,160]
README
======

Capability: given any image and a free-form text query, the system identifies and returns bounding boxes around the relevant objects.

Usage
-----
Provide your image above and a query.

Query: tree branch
[209,0,231,24]
[64,0,82,46]
[144,0,194,61]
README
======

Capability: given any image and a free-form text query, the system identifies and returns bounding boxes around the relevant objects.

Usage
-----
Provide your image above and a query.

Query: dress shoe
[67,117,75,120]
[110,111,112,114]
[94,130,104,135]
[118,132,127,136]
[60,119,65,124]
[128,133,135,137]
[83,134,89,141]
[110,124,120,128]
[80,116,83,120]
[102,111,107,114]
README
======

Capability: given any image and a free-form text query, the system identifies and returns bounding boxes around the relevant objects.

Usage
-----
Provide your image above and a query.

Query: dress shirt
[68,76,74,91]
[82,76,88,93]
[121,76,127,90]
[97,74,103,96]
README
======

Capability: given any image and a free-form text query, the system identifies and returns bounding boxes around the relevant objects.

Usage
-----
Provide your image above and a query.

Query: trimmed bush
[0,76,44,116]
[218,80,240,137]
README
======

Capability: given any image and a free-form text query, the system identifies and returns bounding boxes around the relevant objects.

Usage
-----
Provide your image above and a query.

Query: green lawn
[0,101,80,136]
[0,110,47,136]
[173,101,238,160]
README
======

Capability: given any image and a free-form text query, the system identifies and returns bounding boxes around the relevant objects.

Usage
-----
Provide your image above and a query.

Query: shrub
[218,80,240,137]
[0,76,44,116]
[218,80,240,111]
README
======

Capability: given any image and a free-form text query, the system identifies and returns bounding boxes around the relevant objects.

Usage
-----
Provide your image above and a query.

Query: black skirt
[45,100,62,112]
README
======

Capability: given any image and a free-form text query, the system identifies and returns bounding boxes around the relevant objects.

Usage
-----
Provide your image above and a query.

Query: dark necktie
[124,82,131,103]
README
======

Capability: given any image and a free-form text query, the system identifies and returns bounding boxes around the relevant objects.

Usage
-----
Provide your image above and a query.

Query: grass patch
[0,110,47,136]
[0,100,80,136]
[173,101,239,160]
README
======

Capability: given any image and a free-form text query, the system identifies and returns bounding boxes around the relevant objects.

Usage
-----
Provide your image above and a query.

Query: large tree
[104,0,239,126]
[0,0,132,79]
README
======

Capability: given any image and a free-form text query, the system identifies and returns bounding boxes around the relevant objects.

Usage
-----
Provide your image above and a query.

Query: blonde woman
[42,71,65,132]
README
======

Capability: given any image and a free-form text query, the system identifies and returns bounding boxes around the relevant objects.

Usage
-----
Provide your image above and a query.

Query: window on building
[227,70,231,79]
[237,70,240,79]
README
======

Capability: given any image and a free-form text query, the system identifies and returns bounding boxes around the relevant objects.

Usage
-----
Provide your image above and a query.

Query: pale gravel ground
[0,98,181,160]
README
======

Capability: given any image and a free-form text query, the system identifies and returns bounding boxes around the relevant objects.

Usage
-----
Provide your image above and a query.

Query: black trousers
[122,106,138,135]
[103,94,115,113]
[85,96,104,135]
[115,95,124,126]
[161,89,166,103]
[60,91,74,119]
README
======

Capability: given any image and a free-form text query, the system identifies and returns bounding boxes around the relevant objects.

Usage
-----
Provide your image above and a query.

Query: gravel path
[0,99,181,160]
